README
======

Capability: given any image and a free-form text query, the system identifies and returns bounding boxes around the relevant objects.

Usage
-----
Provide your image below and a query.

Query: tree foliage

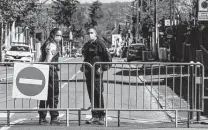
[85,1,103,28]
[52,0,80,27]
[0,0,30,22]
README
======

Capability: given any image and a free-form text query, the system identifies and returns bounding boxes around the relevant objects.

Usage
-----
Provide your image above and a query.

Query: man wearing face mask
[81,27,112,125]
[38,28,62,125]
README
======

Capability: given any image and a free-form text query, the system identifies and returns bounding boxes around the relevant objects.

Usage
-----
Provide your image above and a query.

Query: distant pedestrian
[38,28,62,125]
[81,27,112,125]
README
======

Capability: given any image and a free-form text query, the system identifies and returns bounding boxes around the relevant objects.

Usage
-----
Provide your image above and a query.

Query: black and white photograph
[0,0,207,130]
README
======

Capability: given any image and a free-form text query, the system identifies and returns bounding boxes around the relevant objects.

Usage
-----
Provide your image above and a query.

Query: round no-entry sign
[12,63,49,100]
[16,67,45,96]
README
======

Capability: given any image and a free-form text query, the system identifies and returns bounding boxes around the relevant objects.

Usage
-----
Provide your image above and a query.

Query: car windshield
[10,46,29,52]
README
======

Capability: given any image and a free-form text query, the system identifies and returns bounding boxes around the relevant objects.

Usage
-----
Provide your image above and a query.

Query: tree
[71,6,87,39]
[15,0,38,30]
[0,0,27,22]
[0,0,38,61]
[52,0,80,27]
[85,1,103,28]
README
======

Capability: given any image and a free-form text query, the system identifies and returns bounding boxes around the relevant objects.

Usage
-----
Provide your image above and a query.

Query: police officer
[38,28,62,125]
[81,27,112,125]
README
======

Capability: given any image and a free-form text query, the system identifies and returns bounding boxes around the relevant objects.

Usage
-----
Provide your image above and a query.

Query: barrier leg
[78,110,81,126]
[105,109,108,127]
[118,110,120,127]
[187,111,190,128]
[7,111,10,126]
[175,110,178,128]
[66,109,69,127]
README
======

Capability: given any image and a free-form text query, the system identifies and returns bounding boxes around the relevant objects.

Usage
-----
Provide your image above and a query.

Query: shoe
[39,118,49,125]
[50,117,60,125]
[86,117,99,124]
[98,117,104,125]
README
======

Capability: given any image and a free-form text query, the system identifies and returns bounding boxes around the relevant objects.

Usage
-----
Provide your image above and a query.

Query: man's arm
[98,40,112,71]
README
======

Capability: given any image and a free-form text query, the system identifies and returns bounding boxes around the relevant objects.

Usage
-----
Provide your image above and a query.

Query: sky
[41,0,133,4]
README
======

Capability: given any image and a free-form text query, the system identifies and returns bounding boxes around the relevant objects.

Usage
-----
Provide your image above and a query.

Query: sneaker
[98,117,104,125]
[50,117,60,125]
[86,117,99,124]
[39,118,49,125]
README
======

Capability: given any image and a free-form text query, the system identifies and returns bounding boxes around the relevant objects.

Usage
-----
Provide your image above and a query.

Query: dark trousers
[38,68,59,119]
[85,72,105,118]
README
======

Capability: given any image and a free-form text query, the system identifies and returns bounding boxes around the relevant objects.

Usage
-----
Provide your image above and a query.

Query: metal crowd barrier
[0,61,205,127]
[0,62,93,127]
[93,62,204,127]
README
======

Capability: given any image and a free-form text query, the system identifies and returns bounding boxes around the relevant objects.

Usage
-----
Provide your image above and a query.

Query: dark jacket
[82,37,112,71]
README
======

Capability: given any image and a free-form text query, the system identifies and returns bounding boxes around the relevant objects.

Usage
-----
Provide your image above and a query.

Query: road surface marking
[61,83,68,89]
[0,118,27,130]
[0,113,14,118]
[135,118,171,124]
[61,70,81,89]
[19,78,42,85]
[0,75,13,82]
[62,58,73,62]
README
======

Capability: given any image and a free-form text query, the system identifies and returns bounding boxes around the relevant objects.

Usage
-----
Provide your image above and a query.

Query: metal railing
[0,62,93,126]
[93,62,204,127]
[0,61,205,128]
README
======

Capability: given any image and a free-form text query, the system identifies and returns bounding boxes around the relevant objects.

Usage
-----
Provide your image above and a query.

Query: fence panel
[92,62,204,112]
[0,62,92,110]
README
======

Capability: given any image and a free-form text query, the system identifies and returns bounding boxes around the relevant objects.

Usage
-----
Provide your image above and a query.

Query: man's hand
[80,66,83,72]
[97,68,102,74]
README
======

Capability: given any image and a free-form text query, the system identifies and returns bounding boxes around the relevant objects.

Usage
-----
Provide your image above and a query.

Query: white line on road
[0,75,13,82]
[61,70,81,89]
[0,113,14,118]
[19,78,42,85]
[62,58,73,62]
[0,118,27,130]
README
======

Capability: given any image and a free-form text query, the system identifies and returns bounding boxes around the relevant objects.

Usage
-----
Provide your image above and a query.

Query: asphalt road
[0,57,207,129]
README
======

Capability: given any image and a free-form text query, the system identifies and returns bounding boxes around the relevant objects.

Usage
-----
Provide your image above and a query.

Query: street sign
[167,35,173,39]
[198,12,208,21]
[198,0,208,21]
[12,63,49,100]
[199,0,208,11]
[164,19,177,26]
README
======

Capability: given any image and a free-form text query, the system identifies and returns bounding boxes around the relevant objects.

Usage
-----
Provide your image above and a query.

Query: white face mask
[54,36,62,42]
[54,30,62,42]
[88,29,97,41]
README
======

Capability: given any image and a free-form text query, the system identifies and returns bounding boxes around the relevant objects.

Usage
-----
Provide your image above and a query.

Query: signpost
[198,0,208,21]
[12,63,49,100]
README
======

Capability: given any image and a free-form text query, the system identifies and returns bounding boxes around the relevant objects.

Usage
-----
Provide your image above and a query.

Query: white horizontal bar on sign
[19,78,43,85]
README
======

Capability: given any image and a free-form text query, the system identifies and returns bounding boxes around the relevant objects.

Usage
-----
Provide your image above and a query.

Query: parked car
[4,44,34,63]
[126,43,146,62]
[121,46,128,58]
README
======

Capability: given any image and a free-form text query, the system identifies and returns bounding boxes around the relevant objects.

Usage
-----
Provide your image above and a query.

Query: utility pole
[173,0,175,26]
[0,0,5,62]
[136,0,139,43]
[140,0,143,43]
[170,0,173,27]
[153,0,158,57]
